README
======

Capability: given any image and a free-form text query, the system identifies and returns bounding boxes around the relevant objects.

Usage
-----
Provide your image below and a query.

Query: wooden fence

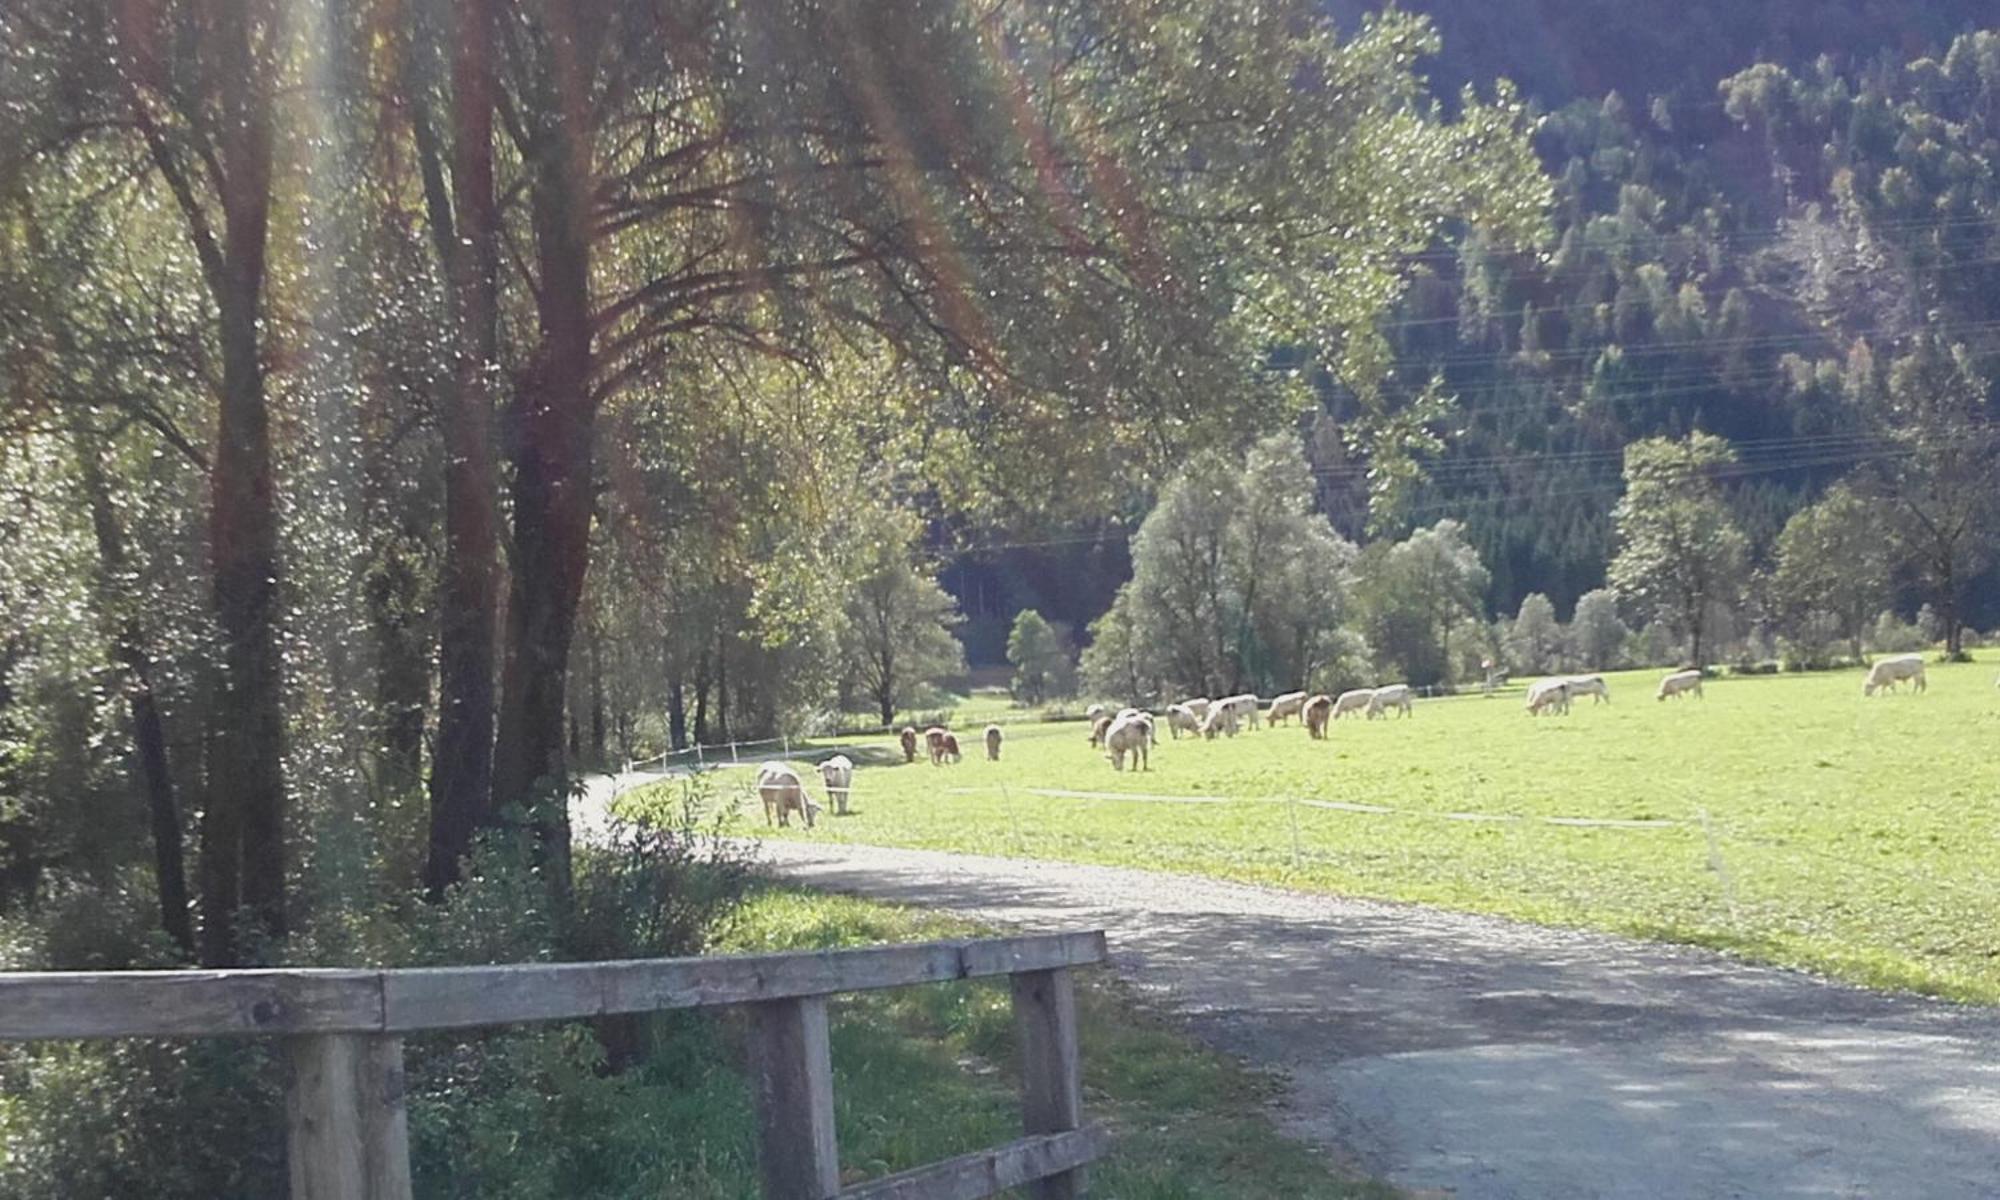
[0,931,1110,1199]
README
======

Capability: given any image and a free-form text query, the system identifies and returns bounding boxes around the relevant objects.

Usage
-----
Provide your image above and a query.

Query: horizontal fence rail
[0,931,1110,1200]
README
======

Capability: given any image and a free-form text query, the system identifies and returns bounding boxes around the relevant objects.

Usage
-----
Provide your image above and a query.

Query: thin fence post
[695,743,705,769]
[748,995,840,1200]
[286,1033,412,1200]
[730,741,739,764]
[1012,967,1085,1200]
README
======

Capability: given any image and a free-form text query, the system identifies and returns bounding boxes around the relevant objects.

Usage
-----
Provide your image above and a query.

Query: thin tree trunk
[713,630,731,743]
[589,621,607,767]
[421,0,503,897]
[74,434,193,957]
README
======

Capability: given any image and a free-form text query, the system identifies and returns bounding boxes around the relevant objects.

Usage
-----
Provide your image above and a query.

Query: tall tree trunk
[74,434,193,957]
[196,9,285,961]
[666,662,687,750]
[692,643,712,746]
[422,0,502,897]
[492,86,596,898]
[713,630,731,743]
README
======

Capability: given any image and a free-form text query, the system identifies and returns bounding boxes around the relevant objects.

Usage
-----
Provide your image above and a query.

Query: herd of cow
[752,652,1963,825]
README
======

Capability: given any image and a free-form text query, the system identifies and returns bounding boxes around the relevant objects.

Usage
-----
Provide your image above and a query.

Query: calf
[1863,654,1926,697]
[816,755,855,816]
[899,726,919,763]
[984,724,1003,761]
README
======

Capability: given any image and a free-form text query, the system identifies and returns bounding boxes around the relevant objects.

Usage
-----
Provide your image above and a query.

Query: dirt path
[756,840,2000,1199]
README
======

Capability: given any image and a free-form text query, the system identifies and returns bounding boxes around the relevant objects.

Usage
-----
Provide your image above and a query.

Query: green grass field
[627,656,2000,1003]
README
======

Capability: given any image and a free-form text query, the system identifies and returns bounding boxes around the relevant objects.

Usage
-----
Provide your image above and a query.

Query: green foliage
[1772,483,1891,664]
[1504,592,1564,674]
[1112,435,1360,697]
[1569,588,1631,669]
[1004,610,1073,705]
[838,512,967,726]
[1608,434,1750,667]
[1351,519,1490,686]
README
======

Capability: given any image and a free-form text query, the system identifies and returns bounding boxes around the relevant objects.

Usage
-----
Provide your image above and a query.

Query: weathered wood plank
[286,1034,413,1200]
[0,932,1109,1040]
[380,934,1105,1032]
[749,995,841,1200]
[961,930,1105,979]
[1013,967,1086,1200]
[0,970,383,1040]
[838,1128,1110,1200]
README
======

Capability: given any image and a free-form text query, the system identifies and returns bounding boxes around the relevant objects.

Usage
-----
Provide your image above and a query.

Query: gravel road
[756,840,2000,1200]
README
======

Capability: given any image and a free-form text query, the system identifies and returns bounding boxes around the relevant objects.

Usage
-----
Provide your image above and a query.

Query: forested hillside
[956,4,2000,648]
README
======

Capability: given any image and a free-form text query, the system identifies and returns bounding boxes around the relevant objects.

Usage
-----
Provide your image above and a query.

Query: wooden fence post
[286,1033,412,1200]
[748,995,840,1199]
[1012,968,1085,1199]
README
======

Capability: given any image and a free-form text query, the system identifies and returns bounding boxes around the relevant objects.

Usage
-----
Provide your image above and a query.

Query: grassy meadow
[625,657,2000,1002]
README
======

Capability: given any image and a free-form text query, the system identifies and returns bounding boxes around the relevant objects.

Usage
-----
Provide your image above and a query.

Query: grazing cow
[1165,703,1202,739]
[1331,688,1375,720]
[1199,704,1239,739]
[1105,713,1151,771]
[1526,678,1572,716]
[1565,675,1611,704]
[1303,694,1334,739]
[1180,697,1212,720]
[925,726,951,765]
[1267,691,1309,726]
[816,755,854,816]
[1863,654,1927,696]
[899,726,919,763]
[1085,704,1107,723]
[1219,693,1261,730]
[937,732,962,764]
[757,764,817,829]
[1117,708,1159,744]
[1656,669,1704,701]
[1366,684,1414,719]
[1087,714,1114,748]
[984,724,1003,761]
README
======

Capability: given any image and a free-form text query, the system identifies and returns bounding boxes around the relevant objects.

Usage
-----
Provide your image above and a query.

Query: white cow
[1331,688,1375,720]
[1199,704,1239,739]
[1180,697,1212,720]
[757,763,819,828]
[1565,674,1611,704]
[1366,684,1414,719]
[1656,669,1703,701]
[1105,713,1152,771]
[1267,691,1309,726]
[815,755,854,816]
[1863,654,1927,696]
[1218,693,1261,730]
[1165,703,1202,739]
[1525,678,1572,716]
[1085,703,1107,723]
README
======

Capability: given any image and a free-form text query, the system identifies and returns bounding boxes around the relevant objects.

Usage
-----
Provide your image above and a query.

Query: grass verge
[723,887,1391,1199]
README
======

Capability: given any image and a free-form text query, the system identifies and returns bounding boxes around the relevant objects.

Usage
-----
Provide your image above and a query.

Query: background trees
[1608,434,1750,669]
[1352,520,1489,687]
[1006,611,1073,706]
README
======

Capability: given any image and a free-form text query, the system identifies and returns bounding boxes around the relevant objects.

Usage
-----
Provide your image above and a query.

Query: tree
[1079,590,1158,706]
[1568,589,1630,669]
[1863,340,2000,657]
[1123,437,1358,697]
[1771,483,1891,662]
[1352,520,1490,687]
[1504,593,1564,674]
[1006,611,1070,705]
[841,526,965,727]
[1608,433,1749,669]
